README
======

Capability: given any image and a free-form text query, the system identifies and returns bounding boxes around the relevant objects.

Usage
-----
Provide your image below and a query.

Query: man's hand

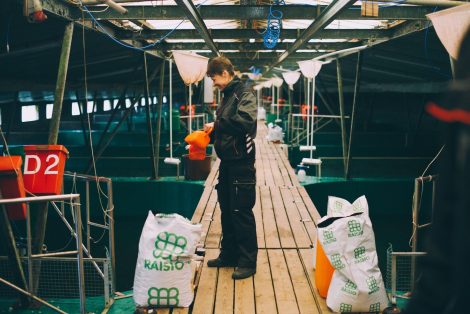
[204,122,214,132]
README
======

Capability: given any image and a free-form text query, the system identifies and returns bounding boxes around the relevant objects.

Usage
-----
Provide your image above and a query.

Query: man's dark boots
[232,267,256,280]
[207,257,238,268]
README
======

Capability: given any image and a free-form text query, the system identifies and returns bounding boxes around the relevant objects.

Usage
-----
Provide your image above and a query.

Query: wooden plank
[260,186,281,248]
[290,188,319,244]
[270,186,296,249]
[262,146,275,187]
[274,144,295,187]
[253,186,266,249]
[204,158,220,187]
[214,267,234,314]
[268,250,300,314]
[205,201,222,249]
[279,187,312,248]
[254,250,277,314]
[298,188,322,224]
[192,249,219,314]
[299,249,333,314]
[284,250,320,314]
[200,190,219,246]
[157,309,170,314]
[234,276,255,314]
[171,307,189,314]
[191,187,213,224]
[255,139,266,187]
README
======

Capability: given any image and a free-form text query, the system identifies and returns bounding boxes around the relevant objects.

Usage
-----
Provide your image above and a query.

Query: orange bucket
[315,238,334,298]
[0,156,27,220]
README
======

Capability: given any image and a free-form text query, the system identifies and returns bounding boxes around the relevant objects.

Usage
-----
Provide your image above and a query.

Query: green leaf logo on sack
[341,279,357,296]
[334,200,343,214]
[148,287,180,306]
[153,231,188,260]
[369,302,381,312]
[330,253,345,270]
[347,220,363,237]
[352,200,363,213]
[366,276,380,295]
[322,229,337,245]
[339,303,352,312]
[353,246,369,264]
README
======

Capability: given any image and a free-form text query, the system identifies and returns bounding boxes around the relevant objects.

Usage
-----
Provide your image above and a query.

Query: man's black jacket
[212,77,257,162]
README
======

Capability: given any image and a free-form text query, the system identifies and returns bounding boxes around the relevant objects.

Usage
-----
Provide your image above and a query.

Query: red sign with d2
[23,145,69,195]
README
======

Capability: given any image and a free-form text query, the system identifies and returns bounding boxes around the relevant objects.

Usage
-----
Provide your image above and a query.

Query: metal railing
[0,172,115,314]
[0,194,85,313]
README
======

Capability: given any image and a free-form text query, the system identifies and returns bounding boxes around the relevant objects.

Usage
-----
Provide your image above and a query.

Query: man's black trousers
[216,159,257,268]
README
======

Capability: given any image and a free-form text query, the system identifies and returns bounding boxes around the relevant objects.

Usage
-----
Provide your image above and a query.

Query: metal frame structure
[0,194,85,314]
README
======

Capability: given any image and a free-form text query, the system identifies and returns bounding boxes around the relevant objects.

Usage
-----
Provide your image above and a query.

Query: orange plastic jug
[185,128,212,160]
[315,238,334,298]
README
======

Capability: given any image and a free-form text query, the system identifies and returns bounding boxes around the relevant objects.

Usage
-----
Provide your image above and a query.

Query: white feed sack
[317,196,389,313]
[133,212,202,307]
[266,123,284,142]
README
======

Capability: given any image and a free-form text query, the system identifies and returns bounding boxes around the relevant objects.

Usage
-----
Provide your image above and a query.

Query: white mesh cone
[173,51,209,85]
[427,4,470,59]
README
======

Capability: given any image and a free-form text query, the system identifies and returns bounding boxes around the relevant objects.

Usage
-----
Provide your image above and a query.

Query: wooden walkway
[187,122,332,314]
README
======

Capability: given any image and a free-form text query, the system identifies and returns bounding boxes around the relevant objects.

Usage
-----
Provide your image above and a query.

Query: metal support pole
[336,59,348,174]
[411,177,422,290]
[169,59,174,160]
[345,51,362,179]
[189,83,193,133]
[154,59,166,179]
[143,53,158,179]
[107,180,116,295]
[73,196,86,314]
[0,203,29,305]
[86,181,90,252]
[32,23,74,295]
[449,55,456,78]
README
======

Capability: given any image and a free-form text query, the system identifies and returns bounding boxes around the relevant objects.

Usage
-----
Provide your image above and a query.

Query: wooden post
[33,22,74,294]
[48,22,74,144]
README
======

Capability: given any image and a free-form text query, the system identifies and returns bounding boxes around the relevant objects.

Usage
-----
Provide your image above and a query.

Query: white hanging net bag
[282,71,301,90]
[427,4,470,60]
[297,59,323,79]
[173,51,209,85]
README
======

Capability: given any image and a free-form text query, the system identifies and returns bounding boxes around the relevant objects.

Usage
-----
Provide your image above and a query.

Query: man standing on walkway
[204,57,258,280]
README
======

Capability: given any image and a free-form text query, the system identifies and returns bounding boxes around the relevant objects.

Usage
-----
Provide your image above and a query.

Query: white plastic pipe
[310,77,316,159]
[169,59,173,159]
[164,59,181,166]
[189,83,192,133]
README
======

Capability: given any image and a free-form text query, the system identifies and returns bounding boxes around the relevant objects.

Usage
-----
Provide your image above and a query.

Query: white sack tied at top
[317,196,389,313]
[133,212,202,308]
[427,4,470,60]
[173,51,209,85]
[266,123,284,142]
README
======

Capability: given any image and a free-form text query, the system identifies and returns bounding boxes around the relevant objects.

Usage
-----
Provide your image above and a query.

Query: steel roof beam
[272,0,357,69]
[153,41,363,52]
[73,5,437,20]
[118,28,391,41]
[174,0,220,56]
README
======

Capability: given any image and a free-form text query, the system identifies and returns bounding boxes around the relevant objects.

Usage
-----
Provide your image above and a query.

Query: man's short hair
[207,56,235,77]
